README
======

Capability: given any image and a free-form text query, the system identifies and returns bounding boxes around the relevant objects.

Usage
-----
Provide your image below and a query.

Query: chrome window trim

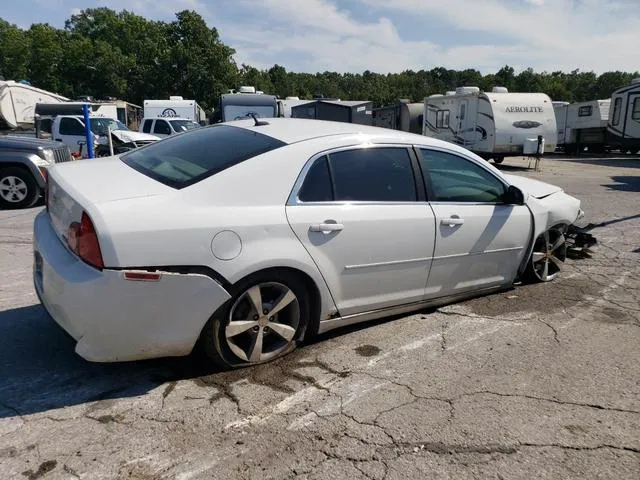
[286,143,419,206]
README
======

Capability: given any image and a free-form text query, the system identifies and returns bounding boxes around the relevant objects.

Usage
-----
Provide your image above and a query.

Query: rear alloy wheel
[493,156,504,164]
[525,228,567,282]
[0,167,40,209]
[202,272,309,369]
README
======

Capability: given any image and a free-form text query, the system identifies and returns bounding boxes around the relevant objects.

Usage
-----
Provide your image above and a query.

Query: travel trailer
[607,79,640,153]
[554,99,610,153]
[143,97,206,124]
[217,87,278,122]
[423,86,557,162]
[373,100,424,134]
[0,80,69,130]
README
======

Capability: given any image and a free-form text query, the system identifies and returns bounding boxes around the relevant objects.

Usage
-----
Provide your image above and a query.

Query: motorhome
[373,100,424,134]
[0,80,69,130]
[607,78,640,153]
[217,87,278,122]
[554,99,610,153]
[423,86,557,162]
[143,97,206,124]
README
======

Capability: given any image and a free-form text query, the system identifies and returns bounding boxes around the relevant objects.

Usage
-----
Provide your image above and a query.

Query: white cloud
[59,0,640,74]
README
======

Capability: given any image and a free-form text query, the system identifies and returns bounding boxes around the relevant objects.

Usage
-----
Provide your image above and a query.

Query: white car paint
[34,118,584,363]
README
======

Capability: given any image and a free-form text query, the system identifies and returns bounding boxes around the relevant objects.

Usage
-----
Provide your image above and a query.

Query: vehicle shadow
[557,157,640,169]
[0,305,213,419]
[602,175,640,192]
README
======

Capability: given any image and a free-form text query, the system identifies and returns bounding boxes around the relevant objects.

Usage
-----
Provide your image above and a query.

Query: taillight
[67,212,104,270]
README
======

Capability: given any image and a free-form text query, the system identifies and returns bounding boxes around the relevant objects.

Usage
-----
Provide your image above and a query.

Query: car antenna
[249,113,269,126]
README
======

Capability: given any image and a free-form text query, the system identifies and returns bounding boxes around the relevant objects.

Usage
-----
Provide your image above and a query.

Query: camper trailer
[607,78,640,153]
[423,86,557,162]
[143,97,206,124]
[554,99,610,153]
[217,88,278,122]
[0,80,69,130]
[373,100,424,134]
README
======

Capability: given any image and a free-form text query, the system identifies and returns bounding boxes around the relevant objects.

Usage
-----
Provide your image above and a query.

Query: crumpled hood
[111,130,160,143]
[503,173,563,199]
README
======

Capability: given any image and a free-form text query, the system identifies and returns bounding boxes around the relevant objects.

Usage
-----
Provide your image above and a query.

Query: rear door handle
[310,222,344,233]
[441,217,465,227]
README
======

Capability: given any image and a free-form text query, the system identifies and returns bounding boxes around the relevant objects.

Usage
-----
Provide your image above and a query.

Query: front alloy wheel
[526,228,567,282]
[0,167,40,209]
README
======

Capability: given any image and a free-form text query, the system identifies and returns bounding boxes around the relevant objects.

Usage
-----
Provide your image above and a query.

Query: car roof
[223,117,438,145]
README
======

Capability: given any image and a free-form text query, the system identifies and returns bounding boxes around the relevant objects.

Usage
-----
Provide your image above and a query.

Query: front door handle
[310,222,344,233]
[441,217,464,227]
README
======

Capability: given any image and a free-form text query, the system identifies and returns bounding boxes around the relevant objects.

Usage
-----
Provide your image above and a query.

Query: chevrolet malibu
[33,118,583,368]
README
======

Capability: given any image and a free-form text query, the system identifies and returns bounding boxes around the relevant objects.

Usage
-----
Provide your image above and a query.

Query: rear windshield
[121,125,286,189]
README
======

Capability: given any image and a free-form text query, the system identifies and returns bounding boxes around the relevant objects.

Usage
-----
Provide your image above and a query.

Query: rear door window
[153,120,172,135]
[121,125,286,189]
[142,120,153,133]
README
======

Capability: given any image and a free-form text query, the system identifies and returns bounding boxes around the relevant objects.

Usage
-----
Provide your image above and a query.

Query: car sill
[317,285,510,334]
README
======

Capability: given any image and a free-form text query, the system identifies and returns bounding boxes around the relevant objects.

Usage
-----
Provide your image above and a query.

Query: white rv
[554,99,610,153]
[143,96,206,124]
[0,80,69,130]
[423,86,557,162]
[607,78,640,154]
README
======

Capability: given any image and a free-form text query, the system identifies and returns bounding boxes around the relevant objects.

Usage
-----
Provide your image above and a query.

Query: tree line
[1,8,638,114]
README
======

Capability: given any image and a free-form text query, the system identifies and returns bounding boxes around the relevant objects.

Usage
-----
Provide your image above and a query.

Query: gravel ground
[0,154,638,480]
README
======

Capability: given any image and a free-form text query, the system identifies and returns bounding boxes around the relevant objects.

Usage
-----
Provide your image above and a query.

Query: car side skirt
[318,284,511,333]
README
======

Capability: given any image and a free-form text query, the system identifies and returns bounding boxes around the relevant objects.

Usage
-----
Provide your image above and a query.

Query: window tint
[298,156,333,202]
[59,118,85,136]
[329,148,417,202]
[153,120,172,135]
[633,98,640,120]
[578,105,592,117]
[142,120,152,133]
[419,149,506,203]
[121,125,286,189]
[612,98,622,126]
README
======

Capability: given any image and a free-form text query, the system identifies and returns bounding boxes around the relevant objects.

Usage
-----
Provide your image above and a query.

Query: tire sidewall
[0,166,40,209]
[204,271,310,369]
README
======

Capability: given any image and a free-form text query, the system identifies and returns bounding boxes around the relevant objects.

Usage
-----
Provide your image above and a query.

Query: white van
[139,117,201,138]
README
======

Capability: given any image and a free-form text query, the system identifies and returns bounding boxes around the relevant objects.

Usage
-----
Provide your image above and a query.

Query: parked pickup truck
[0,136,72,209]
[139,117,200,138]
[50,115,160,156]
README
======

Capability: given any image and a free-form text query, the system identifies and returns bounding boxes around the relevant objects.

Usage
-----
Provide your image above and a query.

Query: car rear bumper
[33,210,232,362]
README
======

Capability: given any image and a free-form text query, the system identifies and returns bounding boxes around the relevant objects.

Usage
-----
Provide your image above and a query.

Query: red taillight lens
[67,212,104,270]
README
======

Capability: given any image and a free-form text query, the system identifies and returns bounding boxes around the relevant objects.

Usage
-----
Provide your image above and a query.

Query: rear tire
[201,270,311,369]
[0,166,40,210]
[492,156,504,164]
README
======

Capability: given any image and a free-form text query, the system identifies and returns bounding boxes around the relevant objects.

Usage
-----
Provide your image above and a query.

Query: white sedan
[33,118,583,367]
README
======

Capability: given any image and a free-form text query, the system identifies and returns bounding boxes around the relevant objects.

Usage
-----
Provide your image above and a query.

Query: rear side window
[59,118,85,136]
[142,120,153,133]
[153,120,172,135]
[578,105,592,117]
[633,98,640,120]
[329,148,417,202]
[121,125,286,189]
[298,156,333,202]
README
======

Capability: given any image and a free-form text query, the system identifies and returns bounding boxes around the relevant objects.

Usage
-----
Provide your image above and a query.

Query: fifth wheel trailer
[0,80,69,130]
[423,86,557,162]
[607,78,640,153]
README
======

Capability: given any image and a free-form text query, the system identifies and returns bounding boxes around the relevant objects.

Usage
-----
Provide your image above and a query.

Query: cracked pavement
[1,155,639,479]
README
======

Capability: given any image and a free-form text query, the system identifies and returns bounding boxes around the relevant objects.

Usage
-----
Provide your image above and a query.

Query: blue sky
[4,0,639,74]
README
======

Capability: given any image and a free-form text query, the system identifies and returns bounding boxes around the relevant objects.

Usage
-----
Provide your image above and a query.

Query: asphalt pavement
[0,155,638,479]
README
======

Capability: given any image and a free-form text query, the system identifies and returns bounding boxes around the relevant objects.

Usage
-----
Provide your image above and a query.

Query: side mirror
[504,185,525,205]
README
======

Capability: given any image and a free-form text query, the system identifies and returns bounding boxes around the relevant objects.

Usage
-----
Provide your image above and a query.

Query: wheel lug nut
[269,317,274,322]
[252,326,259,332]
[263,309,268,315]
[253,315,259,320]
[263,326,269,332]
